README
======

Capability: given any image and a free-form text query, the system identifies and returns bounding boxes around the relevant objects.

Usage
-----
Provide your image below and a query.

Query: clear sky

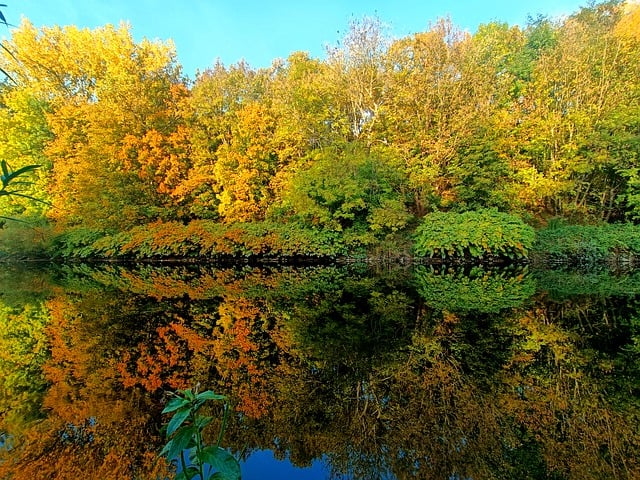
[8,0,588,78]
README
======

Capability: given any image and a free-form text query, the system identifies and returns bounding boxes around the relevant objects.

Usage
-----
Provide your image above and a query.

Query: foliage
[2,263,640,479]
[0,301,50,430]
[413,209,535,260]
[0,160,44,222]
[534,268,640,299]
[49,220,344,259]
[48,227,114,258]
[161,387,240,480]
[533,222,640,264]
[282,144,412,239]
[414,265,536,313]
[0,2,639,258]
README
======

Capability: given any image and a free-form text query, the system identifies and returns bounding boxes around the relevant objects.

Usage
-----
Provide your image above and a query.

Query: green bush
[413,209,535,260]
[49,227,111,258]
[533,223,640,263]
[49,220,346,259]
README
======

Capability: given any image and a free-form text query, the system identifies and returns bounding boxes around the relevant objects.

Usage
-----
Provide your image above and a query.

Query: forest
[0,0,639,260]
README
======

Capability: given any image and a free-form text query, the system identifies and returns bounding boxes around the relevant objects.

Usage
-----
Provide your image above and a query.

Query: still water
[0,262,638,479]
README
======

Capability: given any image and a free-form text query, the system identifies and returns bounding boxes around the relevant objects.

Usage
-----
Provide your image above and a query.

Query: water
[0,262,638,479]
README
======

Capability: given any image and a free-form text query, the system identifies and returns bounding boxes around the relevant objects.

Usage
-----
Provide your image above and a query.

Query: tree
[282,144,411,243]
[0,21,187,231]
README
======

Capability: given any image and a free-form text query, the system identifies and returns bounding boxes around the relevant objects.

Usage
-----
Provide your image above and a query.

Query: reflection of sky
[241,450,332,480]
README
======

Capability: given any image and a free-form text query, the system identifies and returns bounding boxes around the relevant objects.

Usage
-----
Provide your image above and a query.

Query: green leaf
[163,396,191,414]
[175,466,200,480]
[167,407,192,437]
[7,164,41,180]
[0,163,40,188]
[197,390,226,402]
[183,388,196,401]
[161,425,197,460]
[194,414,213,430]
[198,446,241,480]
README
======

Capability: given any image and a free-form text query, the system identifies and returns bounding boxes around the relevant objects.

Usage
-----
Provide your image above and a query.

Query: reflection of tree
[0,301,49,433]
[494,300,640,478]
[1,264,639,479]
[0,286,171,479]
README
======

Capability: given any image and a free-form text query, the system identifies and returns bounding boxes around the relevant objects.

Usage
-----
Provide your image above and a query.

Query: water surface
[0,262,638,479]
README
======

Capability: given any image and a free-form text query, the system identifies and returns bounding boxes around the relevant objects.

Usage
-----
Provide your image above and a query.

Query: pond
[0,262,639,479]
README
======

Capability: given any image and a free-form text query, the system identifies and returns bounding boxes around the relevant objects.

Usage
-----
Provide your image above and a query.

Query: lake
[0,262,638,479]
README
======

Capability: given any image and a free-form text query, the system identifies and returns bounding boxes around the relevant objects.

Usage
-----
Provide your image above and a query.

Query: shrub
[533,223,640,263]
[413,209,535,260]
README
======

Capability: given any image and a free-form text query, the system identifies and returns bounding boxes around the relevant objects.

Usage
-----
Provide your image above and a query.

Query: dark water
[0,262,639,479]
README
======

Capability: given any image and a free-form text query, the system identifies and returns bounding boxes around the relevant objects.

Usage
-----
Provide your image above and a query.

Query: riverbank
[1,214,640,268]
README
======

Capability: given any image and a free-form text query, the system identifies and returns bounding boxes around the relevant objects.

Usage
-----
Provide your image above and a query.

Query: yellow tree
[182,61,265,220]
[265,52,342,208]
[0,88,52,221]
[383,19,506,214]
[324,16,388,144]
[506,2,640,220]
[0,21,187,231]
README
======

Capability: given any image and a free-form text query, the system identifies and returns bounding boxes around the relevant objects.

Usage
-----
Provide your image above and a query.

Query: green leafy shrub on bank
[533,223,640,264]
[49,220,346,259]
[413,209,535,260]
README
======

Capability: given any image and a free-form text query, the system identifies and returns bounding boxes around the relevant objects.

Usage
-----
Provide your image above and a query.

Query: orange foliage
[117,321,214,392]
[0,291,171,480]
[212,299,276,419]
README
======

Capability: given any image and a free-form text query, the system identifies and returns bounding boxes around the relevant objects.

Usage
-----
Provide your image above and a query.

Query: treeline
[0,1,639,258]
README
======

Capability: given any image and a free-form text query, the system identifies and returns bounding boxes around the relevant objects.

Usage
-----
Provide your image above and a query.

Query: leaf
[182,388,196,401]
[6,164,41,180]
[197,390,227,402]
[167,407,192,437]
[160,425,197,460]
[162,396,191,414]
[194,415,213,430]
[0,162,41,188]
[198,446,241,480]
[175,466,200,480]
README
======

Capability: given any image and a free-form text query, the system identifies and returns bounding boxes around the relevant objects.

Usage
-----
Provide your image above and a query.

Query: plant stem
[180,449,191,480]
[192,410,206,480]
[216,401,230,448]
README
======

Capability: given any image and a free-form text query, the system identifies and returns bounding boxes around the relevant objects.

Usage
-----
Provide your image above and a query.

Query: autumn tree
[505,2,640,221]
[0,21,188,231]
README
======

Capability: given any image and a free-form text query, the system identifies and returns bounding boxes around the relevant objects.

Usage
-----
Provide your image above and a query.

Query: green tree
[281,144,411,244]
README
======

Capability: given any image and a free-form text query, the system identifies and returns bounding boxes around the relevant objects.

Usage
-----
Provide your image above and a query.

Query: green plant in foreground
[161,387,241,480]
[0,160,44,222]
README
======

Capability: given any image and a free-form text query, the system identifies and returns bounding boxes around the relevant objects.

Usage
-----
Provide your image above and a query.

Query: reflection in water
[0,263,638,479]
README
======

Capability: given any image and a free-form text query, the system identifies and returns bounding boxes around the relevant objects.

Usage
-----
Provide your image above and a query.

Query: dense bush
[533,223,640,264]
[413,209,535,260]
[49,220,345,259]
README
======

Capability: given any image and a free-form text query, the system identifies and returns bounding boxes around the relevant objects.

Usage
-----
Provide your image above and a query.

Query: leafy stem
[160,386,241,480]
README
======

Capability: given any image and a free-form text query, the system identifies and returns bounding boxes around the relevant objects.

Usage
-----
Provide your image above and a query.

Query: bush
[49,220,346,259]
[413,209,535,260]
[533,223,640,264]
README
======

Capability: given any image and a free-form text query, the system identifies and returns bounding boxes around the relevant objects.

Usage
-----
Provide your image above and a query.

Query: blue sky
[9,0,588,78]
